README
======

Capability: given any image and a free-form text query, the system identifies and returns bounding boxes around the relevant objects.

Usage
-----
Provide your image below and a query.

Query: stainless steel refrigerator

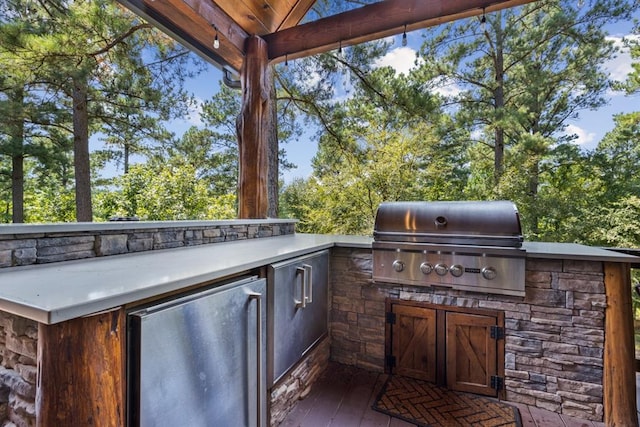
[127,276,267,427]
[268,251,329,385]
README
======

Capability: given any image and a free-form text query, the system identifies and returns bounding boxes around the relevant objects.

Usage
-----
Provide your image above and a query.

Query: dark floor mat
[372,375,521,427]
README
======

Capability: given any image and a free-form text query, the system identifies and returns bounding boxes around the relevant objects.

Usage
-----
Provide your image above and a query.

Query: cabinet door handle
[303,264,313,304]
[249,292,263,427]
[295,266,306,308]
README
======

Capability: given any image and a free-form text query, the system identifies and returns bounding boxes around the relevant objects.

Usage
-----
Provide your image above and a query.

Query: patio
[279,362,610,427]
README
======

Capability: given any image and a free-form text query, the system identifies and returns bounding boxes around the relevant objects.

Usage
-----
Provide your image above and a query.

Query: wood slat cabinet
[390,304,437,382]
[385,300,505,398]
[446,311,499,396]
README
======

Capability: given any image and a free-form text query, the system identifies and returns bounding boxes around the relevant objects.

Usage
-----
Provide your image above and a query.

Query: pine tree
[416,0,638,237]
[1,0,198,222]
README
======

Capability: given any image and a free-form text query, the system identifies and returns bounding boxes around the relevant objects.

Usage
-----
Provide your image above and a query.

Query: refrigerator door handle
[303,264,313,304]
[249,292,263,427]
[294,266,307,308]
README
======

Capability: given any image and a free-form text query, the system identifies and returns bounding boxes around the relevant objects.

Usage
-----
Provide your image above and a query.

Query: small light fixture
[480,8,486,31]
[212,25,220,49]
[338,40,343,57]
[402,24,407,47]
[285,53,288,67]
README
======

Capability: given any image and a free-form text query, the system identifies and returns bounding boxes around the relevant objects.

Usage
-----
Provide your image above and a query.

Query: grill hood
[373,200,523,248]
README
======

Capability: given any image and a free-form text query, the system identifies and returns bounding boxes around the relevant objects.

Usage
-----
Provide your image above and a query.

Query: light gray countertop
[522,241,638,262]
[0,234,635,324]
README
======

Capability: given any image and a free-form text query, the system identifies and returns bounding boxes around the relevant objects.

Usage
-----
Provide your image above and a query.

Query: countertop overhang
[0,234,635,324]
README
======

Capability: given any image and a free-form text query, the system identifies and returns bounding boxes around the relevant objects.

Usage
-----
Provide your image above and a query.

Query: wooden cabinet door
[391,304,437,382]
[446,312,497,396]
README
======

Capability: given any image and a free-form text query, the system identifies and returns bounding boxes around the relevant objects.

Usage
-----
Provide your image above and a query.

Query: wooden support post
[603,262,638,426]
[36,309,125,427]
[237,36,271,219]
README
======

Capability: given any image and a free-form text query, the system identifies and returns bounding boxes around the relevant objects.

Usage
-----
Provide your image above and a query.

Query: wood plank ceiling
[117,0,537,79]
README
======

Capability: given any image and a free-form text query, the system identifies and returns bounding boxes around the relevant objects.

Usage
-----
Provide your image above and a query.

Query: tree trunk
[72,76,93,222]
[528,160,540,236]
[36,309,126,427]
[267,70,279,218]
[11,153,24,224]
[492,14,505,186]
[124,143,130,174]
[10,88,25,223]
[236,36,271,219]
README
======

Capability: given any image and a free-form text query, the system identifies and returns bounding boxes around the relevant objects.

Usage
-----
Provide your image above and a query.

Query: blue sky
[146,11,640,186]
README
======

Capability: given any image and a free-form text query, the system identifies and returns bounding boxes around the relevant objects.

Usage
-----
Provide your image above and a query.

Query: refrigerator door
[268,250,329,385]
[128,276,267,427]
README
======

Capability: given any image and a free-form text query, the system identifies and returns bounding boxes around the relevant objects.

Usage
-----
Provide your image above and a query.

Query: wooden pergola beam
[277,0,316,32]
[179,0,249,52]
[264,0,537,63]
[120,0,538,73]
[117,0,246,72]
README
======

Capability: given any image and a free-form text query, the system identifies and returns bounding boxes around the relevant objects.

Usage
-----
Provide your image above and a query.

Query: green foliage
[0,0,200,222]
[282,0,640,242]
[411,0,637,237]
[25,186,76,223]
[279,61,470,234]
[20,158,77,223]
[586,112,640,246]
[94,160,236,221]
[1,0,640,248]
[591,196,640,247]
[618,26,640,94]
[592,112,640,200]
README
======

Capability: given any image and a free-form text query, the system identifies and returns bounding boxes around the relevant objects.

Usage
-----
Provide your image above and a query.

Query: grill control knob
[450,264,464,277]
[482,267,497,280]
[420,262,433,275]
[434,263,448,276]
[392,260,405,272]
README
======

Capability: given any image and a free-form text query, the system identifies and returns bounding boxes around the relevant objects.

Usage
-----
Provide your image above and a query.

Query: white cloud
[604,35,639,82]
[431,76,462,98]
[565,124,596,146]
[301,69,323,91]
[373,46,422,76]
[374,47,464,98]
[185,97,204,126]
[470,128,484,141]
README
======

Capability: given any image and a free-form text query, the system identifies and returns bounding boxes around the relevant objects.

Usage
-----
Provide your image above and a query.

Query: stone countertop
[0,233,635,325]
[0,234,366,324]
[522,241,639,262]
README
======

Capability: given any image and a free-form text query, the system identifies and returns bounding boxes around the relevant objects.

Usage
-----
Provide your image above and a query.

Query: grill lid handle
[435,216,447,229]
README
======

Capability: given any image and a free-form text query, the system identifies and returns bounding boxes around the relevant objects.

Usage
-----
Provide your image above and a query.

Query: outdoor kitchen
[0,201,637,426]
[1,0,639,425]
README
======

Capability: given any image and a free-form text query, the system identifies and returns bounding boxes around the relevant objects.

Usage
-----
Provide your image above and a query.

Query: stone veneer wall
[0,313,37,427]
[329,247,606,422]
[0,220,296,427]
[269,338,330,425]
[0,220,295,268]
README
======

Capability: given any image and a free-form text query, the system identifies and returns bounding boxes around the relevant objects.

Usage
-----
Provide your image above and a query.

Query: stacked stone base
[0,313,36,427]
[329,248,606,422]
[269,338,330,426]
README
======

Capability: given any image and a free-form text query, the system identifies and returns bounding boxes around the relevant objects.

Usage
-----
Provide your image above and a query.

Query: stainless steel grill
[372,201,526,296]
